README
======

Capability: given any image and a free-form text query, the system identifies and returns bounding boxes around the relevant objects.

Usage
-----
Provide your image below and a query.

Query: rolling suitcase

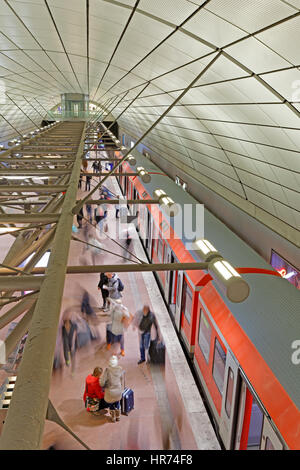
[148,338,165,364]
[121,373,134,415]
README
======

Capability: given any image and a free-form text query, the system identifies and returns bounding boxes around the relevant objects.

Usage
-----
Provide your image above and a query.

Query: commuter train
[115,147,300,451]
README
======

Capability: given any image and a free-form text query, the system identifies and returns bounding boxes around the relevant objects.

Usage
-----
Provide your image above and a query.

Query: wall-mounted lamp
[193,239,220,263]
[137,166,151,184]
[193,238,250,303]
[153,189,179,217]
[126,155,136,166]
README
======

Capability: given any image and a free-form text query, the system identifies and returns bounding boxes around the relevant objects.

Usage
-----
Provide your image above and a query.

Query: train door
[132,188,137,216]
[174,271,183,331]
[218,351,240,449]
[261,417,284,450]
[233,373,264,450]
[165,250,177,317]
[146,210,152,257]
[124,174,128,197]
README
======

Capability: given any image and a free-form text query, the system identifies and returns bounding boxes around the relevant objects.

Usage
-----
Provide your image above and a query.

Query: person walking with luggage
[102,273,124,344]
[122,230,132,261]
[86,203,92,224]
[83,367,107,414]
[81,290,95,318]
[98,272,109,311]
[102,272,123,301]
[100,355,123,423]
[62,317,78,371]
[95,205,107,234]
[85,174,92,191]
[106,299,130,356]
[76,207,84,229]
[132,305,159,365]
[115,202,120,219]
[92,161,99,174]
[87,234,103,265]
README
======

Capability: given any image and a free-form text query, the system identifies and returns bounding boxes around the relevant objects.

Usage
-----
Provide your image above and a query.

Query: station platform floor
[0,160,220,451]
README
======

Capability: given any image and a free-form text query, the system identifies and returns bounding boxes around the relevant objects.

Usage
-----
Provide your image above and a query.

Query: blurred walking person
[100,355,123,423]
[132,305,159,365]
[62,317,78,372]
[86,203,93,224]
[106,299,130,356]
[98,272,109,311]
[81,289,95,318]
[85,174,92,191]
[77,207,84,229]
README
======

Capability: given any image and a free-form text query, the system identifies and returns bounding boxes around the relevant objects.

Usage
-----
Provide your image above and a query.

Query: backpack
[117,278,124,292]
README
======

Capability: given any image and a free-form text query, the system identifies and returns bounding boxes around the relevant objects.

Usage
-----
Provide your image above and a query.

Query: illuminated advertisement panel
[270,250,300,290]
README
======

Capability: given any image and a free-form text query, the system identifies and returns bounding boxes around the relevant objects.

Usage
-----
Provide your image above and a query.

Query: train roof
[129,149,300,410]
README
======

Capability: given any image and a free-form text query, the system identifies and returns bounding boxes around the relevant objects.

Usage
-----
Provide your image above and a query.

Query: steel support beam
[0,185,67,193]
[0,214,59,223]
[83,158,121,161]
[0,122,86,450]
[0,276,45,290]
[0,169,72,176]
[0,298,36,330]
[82,199,160,205]
[0,158,75,164]
[81,172,138,177]
[0,262,209,276]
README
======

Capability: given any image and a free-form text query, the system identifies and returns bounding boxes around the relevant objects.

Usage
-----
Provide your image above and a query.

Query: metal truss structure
[0,121,87,449]
[0,49,247,449]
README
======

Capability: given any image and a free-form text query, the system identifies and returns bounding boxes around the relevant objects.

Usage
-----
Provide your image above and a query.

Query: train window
[182,278,193,324]
[212,338,226,394]
[265,437,274,450]
[157,236,164,261]
[198,310,211,363]
[225,368,234,418]
[247,398,264,450]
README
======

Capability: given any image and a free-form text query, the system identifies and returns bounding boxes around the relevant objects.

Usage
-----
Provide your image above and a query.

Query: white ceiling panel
[257,16,300,65]
[138,0,198,25]
[226,37,290,74]
[262,68,300,102]
[0,0,298,236]
[184,8,245,47]
[206,0,294,33]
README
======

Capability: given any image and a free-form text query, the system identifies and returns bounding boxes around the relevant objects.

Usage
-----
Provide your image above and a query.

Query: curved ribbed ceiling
[0,0,300,241]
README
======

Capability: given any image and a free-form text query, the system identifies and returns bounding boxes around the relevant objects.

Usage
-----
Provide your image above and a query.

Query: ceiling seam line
[148,125,300,165]
[143,132,300,191]
[123,111,300,129]
[5,93,39,127]
[43,0,84,94]
[2,0,76,92]
[92,0,141,101]
[97,0,215,101]
[138,137,300,214]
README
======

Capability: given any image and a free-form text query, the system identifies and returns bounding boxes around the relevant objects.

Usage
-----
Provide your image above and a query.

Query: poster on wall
[270,250,300,290]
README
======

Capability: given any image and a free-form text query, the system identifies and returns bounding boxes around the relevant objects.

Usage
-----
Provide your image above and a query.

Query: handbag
[84,382,99,411]
[85,397,100,411]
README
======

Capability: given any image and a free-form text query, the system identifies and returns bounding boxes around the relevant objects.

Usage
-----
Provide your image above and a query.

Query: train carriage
[116,147,300,450]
